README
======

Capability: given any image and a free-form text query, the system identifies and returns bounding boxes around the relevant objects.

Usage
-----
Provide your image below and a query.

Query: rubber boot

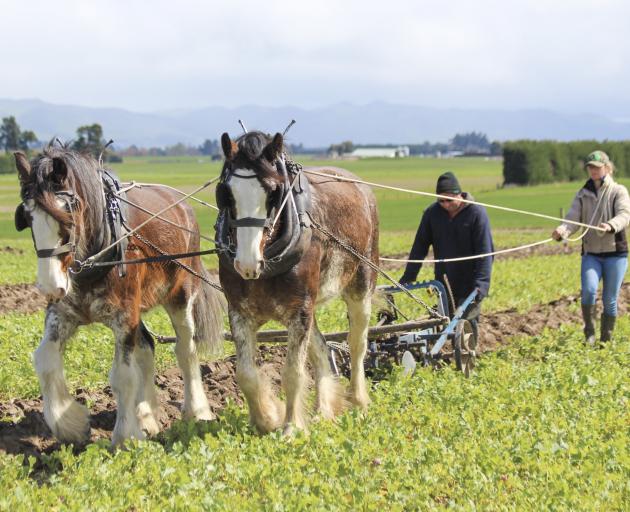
[600,313,616,344]
[581,304,597,345]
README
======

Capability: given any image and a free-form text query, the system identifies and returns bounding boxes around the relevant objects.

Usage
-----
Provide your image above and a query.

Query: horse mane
[25,146,108,259]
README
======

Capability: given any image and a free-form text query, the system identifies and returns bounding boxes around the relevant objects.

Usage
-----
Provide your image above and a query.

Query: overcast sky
[2,0,629,118]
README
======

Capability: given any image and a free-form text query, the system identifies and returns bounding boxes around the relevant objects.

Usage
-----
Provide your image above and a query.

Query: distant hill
[1,98,629,148]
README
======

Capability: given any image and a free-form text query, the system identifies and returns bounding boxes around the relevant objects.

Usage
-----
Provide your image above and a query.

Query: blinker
[14,203,29,231]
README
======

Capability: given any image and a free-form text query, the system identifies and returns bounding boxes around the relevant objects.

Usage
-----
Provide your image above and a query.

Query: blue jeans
[581,253,628,316]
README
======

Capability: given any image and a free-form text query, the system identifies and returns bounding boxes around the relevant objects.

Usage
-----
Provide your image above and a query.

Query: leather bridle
[15,190,78,259]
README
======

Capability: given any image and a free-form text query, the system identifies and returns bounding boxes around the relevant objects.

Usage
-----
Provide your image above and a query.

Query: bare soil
[1,281,628,462]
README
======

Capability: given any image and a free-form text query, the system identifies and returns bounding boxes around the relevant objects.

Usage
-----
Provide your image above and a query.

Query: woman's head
[585,150,614,180]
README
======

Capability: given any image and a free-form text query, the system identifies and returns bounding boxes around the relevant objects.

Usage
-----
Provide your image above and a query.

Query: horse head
[14,147,104,299]
[218,131,287,279]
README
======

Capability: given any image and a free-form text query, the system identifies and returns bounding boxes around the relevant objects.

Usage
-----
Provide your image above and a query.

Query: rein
[71,247,221,272]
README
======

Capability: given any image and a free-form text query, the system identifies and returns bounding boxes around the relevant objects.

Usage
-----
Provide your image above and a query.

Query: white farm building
[349,146,410,158]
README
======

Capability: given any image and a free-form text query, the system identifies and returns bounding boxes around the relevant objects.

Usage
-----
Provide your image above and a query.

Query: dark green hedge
[0,154,16,174]
[503,140,630,185]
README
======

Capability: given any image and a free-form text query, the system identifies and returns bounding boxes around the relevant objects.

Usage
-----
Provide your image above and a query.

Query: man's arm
[471,207,493,298]
[400,209,432,284]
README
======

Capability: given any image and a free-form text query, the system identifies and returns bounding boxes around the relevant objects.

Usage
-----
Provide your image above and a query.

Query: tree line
[0,117,123,173]
[503,140,630,185]
[328,132,502,157]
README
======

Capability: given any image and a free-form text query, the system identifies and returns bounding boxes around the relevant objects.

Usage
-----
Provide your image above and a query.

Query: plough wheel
[453,319,477,377]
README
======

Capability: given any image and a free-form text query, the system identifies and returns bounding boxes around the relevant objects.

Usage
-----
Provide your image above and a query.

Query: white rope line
[305,169,608,233]
[380,238,554,264]
[116,195,216,244]
[271,170,302,229]
[84,176,220,265]
[119,180,220,211]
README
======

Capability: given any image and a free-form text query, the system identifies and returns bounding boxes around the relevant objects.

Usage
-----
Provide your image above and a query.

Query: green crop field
[0,155,628,510]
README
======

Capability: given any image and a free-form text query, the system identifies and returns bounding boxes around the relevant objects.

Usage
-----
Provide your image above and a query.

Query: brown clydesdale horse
[216,131,379,435]
[13,146,224,446]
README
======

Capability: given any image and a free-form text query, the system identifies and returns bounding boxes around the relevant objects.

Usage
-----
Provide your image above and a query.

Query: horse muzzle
[234,259,263,280]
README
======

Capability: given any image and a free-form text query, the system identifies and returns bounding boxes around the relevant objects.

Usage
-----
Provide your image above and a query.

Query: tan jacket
[556,176,630,254]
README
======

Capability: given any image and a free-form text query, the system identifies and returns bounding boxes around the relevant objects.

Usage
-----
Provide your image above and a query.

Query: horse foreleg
[283,310,312,436]
[344,294,371,409]
[308,321,347,420]
[230,309,284,434]
[134,324,160,436]
[167,301,213,422]
[110,321,144,446]
[33,308,89,443]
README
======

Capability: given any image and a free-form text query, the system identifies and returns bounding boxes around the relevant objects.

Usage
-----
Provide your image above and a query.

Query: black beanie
[436,172,461,194]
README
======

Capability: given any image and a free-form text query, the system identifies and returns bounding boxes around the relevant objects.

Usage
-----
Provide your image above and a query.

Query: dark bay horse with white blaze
[13,147,224,446]
[216,131,379,435]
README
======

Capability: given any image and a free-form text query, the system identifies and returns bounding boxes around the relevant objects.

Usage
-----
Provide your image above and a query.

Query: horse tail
[192,268,226,356]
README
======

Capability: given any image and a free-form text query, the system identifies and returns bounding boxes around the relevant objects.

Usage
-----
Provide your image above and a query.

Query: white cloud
[1,0,629,115]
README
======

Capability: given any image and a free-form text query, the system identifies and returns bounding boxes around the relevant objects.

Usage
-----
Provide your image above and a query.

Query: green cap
[585,150,611,168]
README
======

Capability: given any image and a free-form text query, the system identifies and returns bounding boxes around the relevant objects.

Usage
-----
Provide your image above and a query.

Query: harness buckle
[69,258,92,274]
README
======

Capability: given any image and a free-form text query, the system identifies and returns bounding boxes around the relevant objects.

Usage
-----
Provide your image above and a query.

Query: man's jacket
[401,193,494,302]
[556,176,630,254]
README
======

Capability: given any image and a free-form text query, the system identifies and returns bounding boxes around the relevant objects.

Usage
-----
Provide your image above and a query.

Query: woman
[552,150,630,344]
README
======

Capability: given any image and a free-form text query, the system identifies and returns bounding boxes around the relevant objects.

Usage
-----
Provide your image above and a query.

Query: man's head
[436,171,464,213]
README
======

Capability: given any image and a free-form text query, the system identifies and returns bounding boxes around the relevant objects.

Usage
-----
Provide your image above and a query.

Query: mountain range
[1,98,629,148]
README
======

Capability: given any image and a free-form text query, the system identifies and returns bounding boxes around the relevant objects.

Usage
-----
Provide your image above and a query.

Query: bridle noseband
[216,168,281,233]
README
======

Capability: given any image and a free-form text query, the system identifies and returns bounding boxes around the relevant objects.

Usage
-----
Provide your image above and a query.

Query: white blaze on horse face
[28,200,71,298]
[230,170,267,279]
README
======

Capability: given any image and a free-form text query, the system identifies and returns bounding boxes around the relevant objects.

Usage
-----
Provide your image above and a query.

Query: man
[399,171,494,334]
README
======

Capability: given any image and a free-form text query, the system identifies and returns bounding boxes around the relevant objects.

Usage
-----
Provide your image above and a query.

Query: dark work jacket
[400,193,494,303]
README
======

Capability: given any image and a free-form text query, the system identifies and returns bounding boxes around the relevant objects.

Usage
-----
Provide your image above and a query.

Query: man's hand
[598,222,613,233]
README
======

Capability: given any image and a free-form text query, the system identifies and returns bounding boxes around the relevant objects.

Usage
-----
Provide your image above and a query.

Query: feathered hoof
[46,399,91,444]
[137,402,161,437]
[182,405,214,422]
[111,420,146,448]
[348,389,371,411]
[316,376,349,420]
[251,399,285,434]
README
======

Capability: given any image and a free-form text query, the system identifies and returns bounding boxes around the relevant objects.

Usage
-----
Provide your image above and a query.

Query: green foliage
[0,154,15,175]
[503,139,630,185]
[72,123,105,157]
[0,323,628,509]
[0,116,38,152]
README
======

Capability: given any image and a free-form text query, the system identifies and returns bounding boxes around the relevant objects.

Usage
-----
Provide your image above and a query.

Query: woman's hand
[551,228,564,241]
[598,222,613,232]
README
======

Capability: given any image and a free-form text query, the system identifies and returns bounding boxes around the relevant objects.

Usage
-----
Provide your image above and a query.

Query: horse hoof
[111,425,146,448]
[182,406,214,422]
[137,403,160,437]
[349,392,371,411]
[47,400,91,444]
[282,424,295,437]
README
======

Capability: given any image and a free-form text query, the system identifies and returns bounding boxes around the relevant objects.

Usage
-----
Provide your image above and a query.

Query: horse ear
[13,152,31,183]
[51,157,68,185]
[221,132,238,160]
[264,133,283,162]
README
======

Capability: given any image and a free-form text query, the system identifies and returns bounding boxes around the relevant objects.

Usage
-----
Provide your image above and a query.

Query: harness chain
[131,231,223,293]
[309,218,446,320]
